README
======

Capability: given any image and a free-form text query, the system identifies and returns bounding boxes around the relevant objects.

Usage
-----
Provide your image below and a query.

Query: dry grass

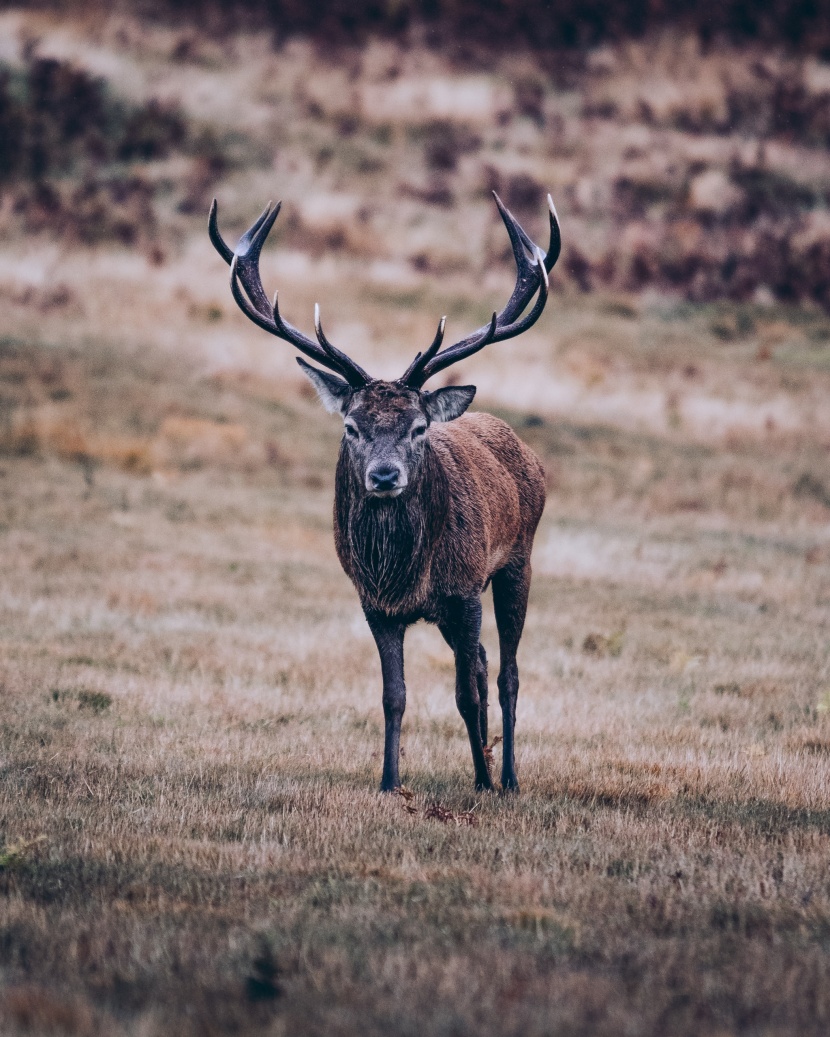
[1,9,830,1036]
[2,325,830,1037]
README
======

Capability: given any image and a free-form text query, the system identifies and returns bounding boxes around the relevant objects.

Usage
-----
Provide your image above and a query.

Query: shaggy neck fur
[336,440,449,613]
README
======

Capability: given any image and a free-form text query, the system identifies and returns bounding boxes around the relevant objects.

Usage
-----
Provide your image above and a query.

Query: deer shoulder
[427,413,546,585]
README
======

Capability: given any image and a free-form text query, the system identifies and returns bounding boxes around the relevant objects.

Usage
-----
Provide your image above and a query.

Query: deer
[209,191,560,793]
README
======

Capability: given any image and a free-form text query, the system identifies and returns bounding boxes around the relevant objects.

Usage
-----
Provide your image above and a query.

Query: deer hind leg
[492,559,532,792]
[439,597,493,791]
[476,643,489,747]
[439,626,489,749]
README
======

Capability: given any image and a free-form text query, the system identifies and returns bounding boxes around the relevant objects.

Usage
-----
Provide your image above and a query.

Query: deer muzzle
[366,464,407,498]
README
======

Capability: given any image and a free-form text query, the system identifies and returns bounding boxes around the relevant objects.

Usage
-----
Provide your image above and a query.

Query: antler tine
[210,200,370,386]
[490,191,553,325]
[208,199,234,264]
[495,191,561,277]
[403,196,559,388]
[231,201,283,318]
[229,255,278,335]
[497,246,549,338]
[417,311,498,384]
[546,193,562,271]
[210,200,278,286]
[422,252,549,381]
[314,304,371,387]
[400,316,446,387]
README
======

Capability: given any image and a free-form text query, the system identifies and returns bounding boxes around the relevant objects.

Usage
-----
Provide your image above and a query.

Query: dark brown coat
[334,412,545,618]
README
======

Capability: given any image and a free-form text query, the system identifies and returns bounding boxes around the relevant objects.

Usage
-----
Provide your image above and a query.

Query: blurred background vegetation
[1,0,829,310]
[1,0,830,479]
[5,0,830,51]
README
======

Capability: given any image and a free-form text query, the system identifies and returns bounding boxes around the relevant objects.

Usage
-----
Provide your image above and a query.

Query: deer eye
[344,423,359,440]
[411,424,427,440]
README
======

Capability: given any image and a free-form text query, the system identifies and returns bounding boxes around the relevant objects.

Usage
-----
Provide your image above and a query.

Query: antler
[208,200,370,388]
[401,192,560,389]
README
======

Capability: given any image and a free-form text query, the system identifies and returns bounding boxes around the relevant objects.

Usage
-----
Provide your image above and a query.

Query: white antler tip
[536,247,550,286]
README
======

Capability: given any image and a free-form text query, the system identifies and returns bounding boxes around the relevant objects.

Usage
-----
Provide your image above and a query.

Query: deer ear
[422,385,476,423]
[297,358,352,415]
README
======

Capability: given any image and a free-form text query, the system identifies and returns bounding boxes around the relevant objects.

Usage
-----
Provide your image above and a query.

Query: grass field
[2,8,830,1036]
[3,302,830,1036]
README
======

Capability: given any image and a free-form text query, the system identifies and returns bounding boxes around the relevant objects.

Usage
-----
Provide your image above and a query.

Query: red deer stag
[209,192,560,792]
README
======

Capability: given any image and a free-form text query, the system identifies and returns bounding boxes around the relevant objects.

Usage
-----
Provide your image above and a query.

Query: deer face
[298,366,475,498]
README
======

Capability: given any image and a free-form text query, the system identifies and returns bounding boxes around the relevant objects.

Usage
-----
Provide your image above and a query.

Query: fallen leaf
[424,802,478,826]
[482,735,502,765]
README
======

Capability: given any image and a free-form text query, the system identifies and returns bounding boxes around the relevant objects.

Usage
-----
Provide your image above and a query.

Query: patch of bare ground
[1,8,830,1036]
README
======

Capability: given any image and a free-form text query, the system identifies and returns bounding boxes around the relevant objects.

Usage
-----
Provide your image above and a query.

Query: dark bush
[0,51,190,184]
[564,215,830,313]
[726,66,830,147]
[118,99,186,161]
[421,120,480,172]
[14,175,156,245]
[50,0,830,54]
[0,48,210,242]
[0,57,109,180]
[0,70,25,181]
[27,56,105,146]
[731,165,819,220]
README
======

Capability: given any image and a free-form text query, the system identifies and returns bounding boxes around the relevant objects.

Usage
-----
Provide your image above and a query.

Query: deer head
[208,193,561,498]
[300,373,476,497]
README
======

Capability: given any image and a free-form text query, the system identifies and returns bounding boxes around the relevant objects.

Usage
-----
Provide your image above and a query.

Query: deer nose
[369,466,400,492]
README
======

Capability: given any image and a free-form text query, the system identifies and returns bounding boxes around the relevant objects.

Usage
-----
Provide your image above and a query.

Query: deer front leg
[492,560,532,793]
[442,596,493,791]
[364,609,406,792]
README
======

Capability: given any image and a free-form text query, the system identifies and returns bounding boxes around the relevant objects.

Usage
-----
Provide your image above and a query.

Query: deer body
[210,191,560,791]
[333,404,545,790]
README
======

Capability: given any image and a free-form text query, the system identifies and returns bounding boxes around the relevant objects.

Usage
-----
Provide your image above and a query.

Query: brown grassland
[2,7,830,1035]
